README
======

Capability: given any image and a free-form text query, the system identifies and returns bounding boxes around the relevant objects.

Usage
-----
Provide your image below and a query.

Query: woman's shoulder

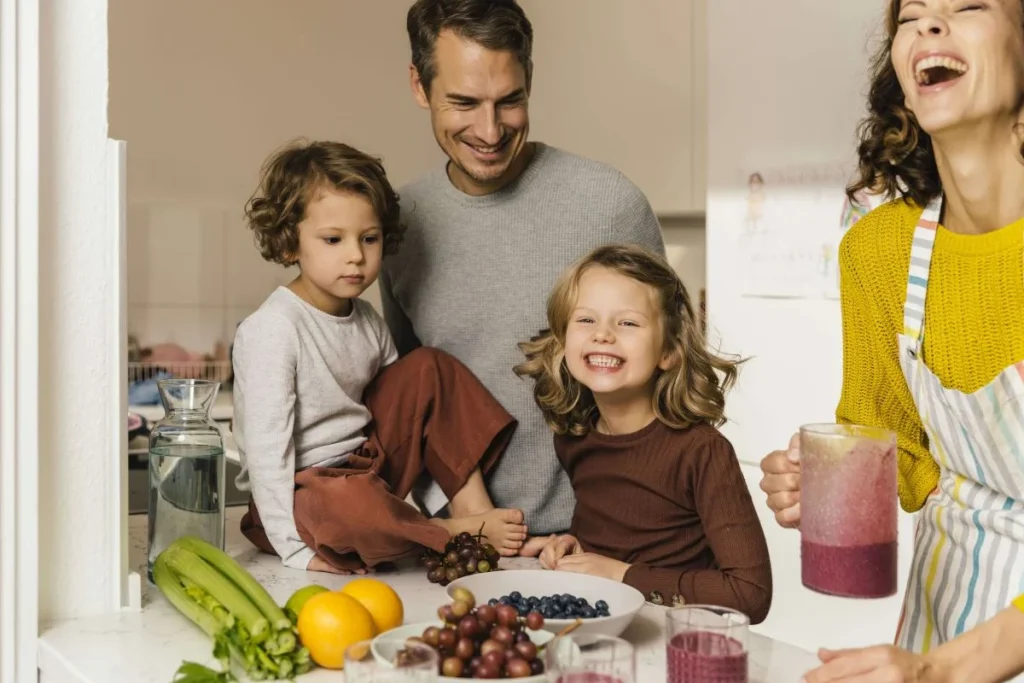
[840,198,920,262]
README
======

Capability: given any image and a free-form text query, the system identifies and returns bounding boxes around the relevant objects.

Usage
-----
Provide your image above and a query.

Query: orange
[341,578,405,634]
[296,591,376,669]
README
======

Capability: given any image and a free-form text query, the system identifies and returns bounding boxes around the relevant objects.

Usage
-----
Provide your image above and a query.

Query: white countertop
[38,509,820,683]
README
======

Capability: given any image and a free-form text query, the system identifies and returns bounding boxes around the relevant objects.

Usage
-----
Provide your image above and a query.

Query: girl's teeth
[587,355,622,367]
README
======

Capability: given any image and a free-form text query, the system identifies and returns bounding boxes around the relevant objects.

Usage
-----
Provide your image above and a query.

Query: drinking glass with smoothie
[666,605,749,683]
[799,423,898,598]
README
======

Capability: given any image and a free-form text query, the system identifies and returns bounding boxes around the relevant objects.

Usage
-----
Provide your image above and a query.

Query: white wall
[110,0,706,356]
[706,0,918,652]
[38,0,120,621]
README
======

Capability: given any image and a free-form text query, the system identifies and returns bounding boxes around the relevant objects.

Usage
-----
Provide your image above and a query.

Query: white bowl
[371,621,573,682]
[446,569,645,638]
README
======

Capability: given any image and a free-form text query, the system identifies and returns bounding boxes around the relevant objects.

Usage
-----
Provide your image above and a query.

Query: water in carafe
[147,378,226,582]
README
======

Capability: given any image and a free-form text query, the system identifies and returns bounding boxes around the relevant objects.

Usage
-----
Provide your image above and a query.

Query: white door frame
[0,0,40,680]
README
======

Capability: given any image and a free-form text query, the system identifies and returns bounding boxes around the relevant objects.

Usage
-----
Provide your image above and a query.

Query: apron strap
[902,195,943,346]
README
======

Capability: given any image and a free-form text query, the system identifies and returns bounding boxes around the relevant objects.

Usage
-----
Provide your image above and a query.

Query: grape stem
[538,618,584,653]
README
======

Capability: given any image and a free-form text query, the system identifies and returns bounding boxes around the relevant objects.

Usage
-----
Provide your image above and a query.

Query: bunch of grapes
[405,587,547,679]
[420,529,500,586]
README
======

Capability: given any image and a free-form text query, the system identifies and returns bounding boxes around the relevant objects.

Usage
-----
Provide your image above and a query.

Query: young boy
[232,140,526,574]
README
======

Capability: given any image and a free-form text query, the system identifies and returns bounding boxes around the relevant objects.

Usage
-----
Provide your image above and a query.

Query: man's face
[411,29,530,195]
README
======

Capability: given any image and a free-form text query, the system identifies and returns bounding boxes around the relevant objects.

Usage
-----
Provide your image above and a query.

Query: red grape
[421,626,440,647]
[455,637,475,661]
[525,611,544,630]
[476,605,497,625]
[496,604,519,627]
[441,656,464,677]
[491,625,513,646]
[514,640,538,662]
[506,657,532,678]
[437,627,457,650]
[480,639,504,657]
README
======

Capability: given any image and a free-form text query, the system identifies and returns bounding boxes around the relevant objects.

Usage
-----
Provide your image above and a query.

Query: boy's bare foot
[307,555,375,575]
[432,508,527,557]
[519,534,556,558]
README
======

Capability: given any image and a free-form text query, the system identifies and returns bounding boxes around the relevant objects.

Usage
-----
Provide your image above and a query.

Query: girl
[514,244,773,624]
[232,139,526,574]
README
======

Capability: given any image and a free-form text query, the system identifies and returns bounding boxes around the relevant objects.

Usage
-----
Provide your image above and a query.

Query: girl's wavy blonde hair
[514,244,743,437]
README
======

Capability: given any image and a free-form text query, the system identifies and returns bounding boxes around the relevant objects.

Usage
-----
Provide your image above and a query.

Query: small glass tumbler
[545,634,636,683]
[665,605,749,683]
[344,638,437,682]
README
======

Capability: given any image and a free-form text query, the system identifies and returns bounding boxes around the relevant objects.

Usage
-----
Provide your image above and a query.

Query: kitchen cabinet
[520,0,707,215]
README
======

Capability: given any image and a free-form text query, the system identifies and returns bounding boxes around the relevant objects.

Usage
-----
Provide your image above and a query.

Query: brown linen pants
[240,347,517,571]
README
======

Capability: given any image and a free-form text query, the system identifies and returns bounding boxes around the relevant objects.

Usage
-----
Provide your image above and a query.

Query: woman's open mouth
[914,54,968,91]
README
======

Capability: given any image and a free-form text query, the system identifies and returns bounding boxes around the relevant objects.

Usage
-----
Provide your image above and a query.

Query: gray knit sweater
[379,142,665,534]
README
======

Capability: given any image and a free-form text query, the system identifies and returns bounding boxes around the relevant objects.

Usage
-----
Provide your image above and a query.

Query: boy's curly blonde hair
[514,244,743,436]
[244,139,404,265]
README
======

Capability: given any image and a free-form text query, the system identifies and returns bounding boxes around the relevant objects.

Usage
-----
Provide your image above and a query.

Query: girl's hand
[802,645,940,683]
[759,431,802,528]
[539,534,580,569]
[555,552,630,582]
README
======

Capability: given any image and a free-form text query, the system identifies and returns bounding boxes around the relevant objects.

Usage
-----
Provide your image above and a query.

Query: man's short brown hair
[407,0,533,95]
[244,140,404,265]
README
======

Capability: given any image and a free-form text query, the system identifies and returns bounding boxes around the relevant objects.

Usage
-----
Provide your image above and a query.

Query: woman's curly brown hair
[244,139,404,265]
[849,0,1024,206]
[513,244,745,437]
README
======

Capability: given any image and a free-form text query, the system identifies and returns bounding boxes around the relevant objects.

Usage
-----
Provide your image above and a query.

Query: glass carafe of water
[147,378,226,582]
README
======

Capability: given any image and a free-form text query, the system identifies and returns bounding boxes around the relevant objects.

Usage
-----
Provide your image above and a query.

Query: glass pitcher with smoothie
[800,423,898,598]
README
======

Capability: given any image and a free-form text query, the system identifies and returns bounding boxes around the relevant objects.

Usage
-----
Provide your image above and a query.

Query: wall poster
[737,163,885,300]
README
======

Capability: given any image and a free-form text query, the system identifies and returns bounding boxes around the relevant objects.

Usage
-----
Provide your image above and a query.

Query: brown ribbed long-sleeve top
[555,419,773,624]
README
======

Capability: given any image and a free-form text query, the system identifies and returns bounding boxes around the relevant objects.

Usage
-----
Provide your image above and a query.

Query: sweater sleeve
[378,268,422,357]
[232,315,314,570]
[834,232,939,513]
[622,436,773,624]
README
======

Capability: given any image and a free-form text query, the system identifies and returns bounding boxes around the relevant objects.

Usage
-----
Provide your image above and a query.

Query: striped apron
[893,195,1024,668]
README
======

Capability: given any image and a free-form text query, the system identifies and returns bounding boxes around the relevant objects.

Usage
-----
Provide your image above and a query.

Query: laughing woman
[757,1,1024,682]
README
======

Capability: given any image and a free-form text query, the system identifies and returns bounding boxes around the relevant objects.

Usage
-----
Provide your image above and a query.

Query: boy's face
[410,30,531,196]
[292,188,383,314]
[563,266,674,403]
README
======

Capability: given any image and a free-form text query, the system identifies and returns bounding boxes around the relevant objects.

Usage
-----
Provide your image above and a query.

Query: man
[379,0,665,545]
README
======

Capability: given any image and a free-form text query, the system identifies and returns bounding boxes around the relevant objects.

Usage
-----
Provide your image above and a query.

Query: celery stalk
[153,554,224,639]
[172,536,292,632]
[162,546,271,642]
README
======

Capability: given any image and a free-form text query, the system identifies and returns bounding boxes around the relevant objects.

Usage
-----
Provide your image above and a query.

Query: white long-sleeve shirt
[231,287,398,569]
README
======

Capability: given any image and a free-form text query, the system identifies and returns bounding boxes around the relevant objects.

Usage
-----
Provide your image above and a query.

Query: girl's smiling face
[563,266,674,402]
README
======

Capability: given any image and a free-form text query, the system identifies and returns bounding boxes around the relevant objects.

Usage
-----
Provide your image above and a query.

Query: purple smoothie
[802,540,898,598]
[667,632,748,683]
[800,425,898,599]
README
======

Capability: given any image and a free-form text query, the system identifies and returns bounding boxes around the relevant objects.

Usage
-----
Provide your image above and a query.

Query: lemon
[296,591,376,670]
[340,578,405,634]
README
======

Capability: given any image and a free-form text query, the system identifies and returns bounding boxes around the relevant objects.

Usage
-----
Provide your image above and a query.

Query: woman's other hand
[759,431,802,528]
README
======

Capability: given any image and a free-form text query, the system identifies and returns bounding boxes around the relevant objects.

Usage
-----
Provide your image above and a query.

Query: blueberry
[518,605,529,616]
[488,598,499,606]
[528,596,540,606]
[562,593,574,602]
[499,596,511,605]
[597,607,610,617]
[510,591,522,602]
[576,597,588,608]
[581,606,596,619]
[595,600,608,612]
